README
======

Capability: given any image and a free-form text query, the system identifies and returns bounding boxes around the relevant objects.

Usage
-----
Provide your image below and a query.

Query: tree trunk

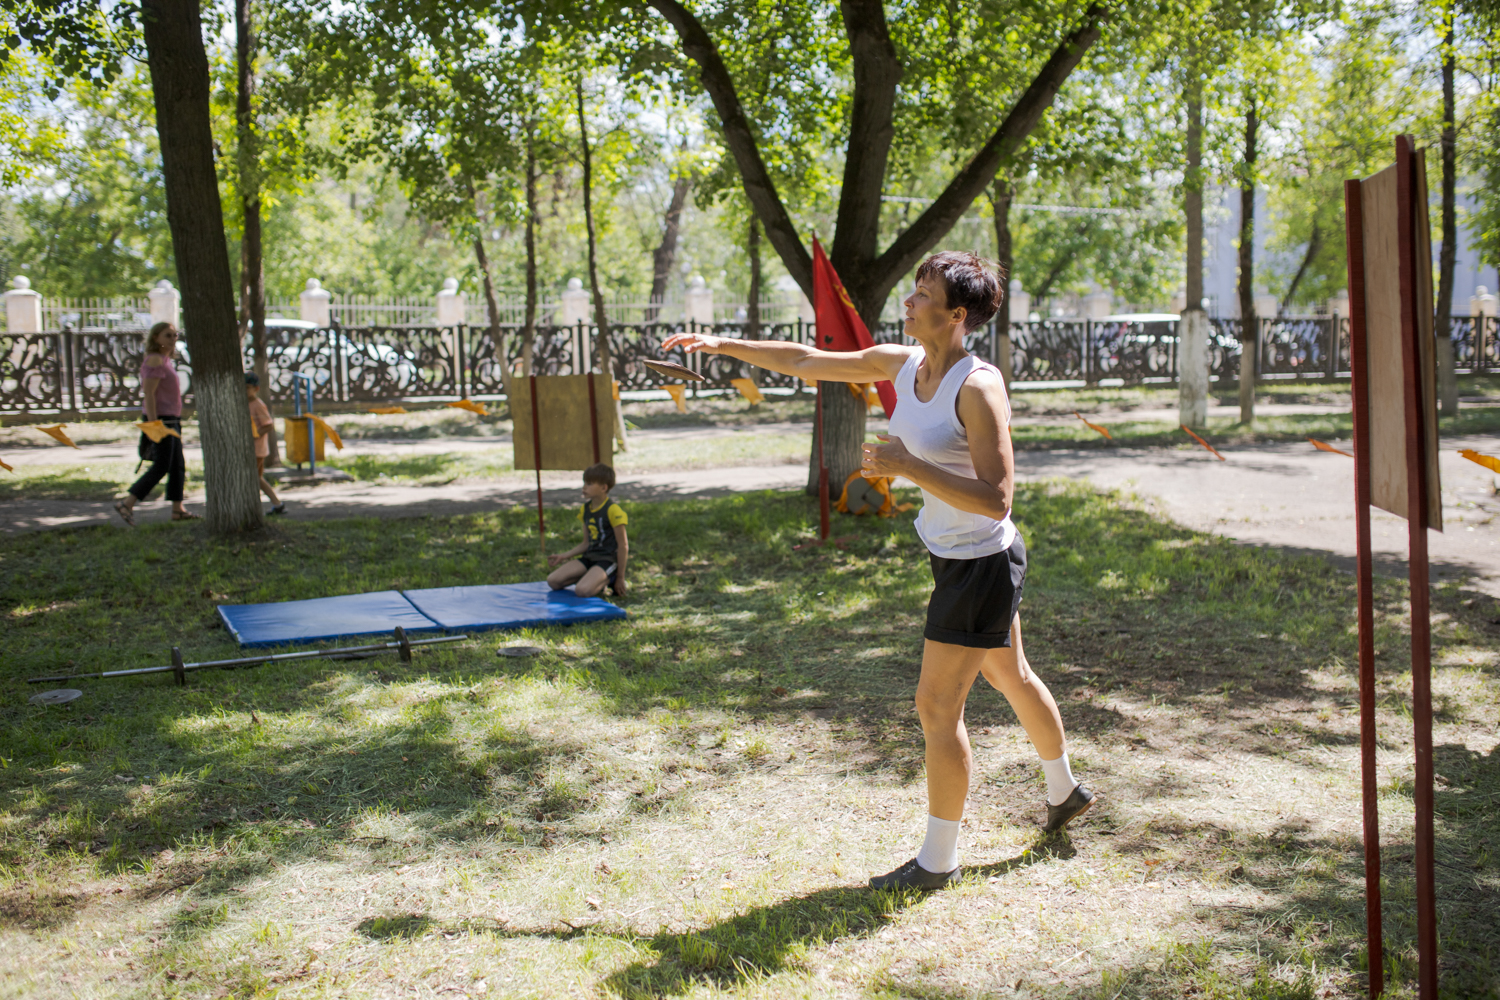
[143,0,262,533]
[649,170,691,322]
[1179,64,1209,428]
[577,79,626,449]
[1437,8,1459,415]
[1280,222,1322,314]
[746,215,762,394]
[522,123,538,379]
[469,183,511,403]
[236,0,276,466]
[989,178,1014,386]
[1236,96,1258,425]
[805,300,873,496]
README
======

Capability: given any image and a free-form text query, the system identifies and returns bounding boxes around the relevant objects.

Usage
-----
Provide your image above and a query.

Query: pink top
[249,398,272,458]
[140,355,182,418]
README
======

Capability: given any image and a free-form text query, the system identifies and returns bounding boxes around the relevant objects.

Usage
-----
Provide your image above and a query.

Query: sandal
[113,500,135,527]
[171,510,201,521]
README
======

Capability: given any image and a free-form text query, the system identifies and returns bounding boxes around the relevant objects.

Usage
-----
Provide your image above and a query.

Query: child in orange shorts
[246,373,286,516]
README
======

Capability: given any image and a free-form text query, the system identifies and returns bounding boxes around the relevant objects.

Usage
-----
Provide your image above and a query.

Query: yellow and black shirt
[579,497,628,558]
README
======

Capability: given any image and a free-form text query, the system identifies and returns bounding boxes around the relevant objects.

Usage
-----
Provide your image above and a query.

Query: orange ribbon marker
[36,425,79,449]
[1180,425,1226,461]
[136,420,182,443]
[612,380,621,401]
[446,399,488,416]
[1309,438,1354,458]
[1074,412,1112,440]
[306,414,344,450]
[1459,449,1500,475]
[367,406,407,415]
[731,378,765,406]
[0,458,12,472]
[664,384,687,413]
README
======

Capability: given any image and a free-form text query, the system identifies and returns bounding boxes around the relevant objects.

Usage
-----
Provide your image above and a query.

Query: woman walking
[114,322,197,525]
[664,251,1095,890]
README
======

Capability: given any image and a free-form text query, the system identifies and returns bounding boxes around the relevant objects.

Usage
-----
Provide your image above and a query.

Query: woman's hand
[547,552,570,567]
[661,332,728,355]
[613,577,628,597]
[861,433,914,479]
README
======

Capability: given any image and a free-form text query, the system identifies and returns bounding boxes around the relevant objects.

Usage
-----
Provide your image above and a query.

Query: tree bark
[143,0,262,533]
[522,123,538,379]
[746,215,762,392]
[989,179,1015,386]
[577,79,626,449]
[468,183,511,402]
[829,0,902,278]
[1280,221,1322,313]
[648,171,691,322]
[1236,96,1258,425]
[1179,64,1209,428]
[473,232,510,401]
[1437,7,1459,415]
[236,0,276,466]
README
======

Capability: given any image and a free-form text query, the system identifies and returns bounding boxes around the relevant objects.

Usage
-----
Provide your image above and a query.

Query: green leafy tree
[621,0,1126,487]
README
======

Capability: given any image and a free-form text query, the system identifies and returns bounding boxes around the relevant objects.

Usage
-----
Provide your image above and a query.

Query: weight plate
[30,689,82,706]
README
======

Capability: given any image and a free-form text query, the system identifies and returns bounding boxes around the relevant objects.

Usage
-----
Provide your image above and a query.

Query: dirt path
[0,464,811,534]
[7,413,1500,595]
[1019,434,1500,595]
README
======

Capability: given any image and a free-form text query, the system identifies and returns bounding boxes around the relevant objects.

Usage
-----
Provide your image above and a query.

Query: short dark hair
[914,251,1005,331]
[583,463,616,490]
[244,372,260,387]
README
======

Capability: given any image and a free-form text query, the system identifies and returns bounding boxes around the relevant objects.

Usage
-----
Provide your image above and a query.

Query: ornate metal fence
[3,316,1497,413]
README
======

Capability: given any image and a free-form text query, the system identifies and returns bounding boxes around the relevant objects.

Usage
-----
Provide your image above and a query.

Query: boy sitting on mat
[546,463,628,598]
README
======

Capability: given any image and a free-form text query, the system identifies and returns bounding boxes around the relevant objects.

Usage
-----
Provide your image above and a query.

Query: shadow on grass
[357,914,436,940]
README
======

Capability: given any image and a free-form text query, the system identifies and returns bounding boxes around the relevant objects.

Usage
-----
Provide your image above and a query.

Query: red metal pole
[587,372,601,464]
[530,374,545,547]
[816,380,830,541]
[1344,176,1384,998]
[1396,135,1438,1000]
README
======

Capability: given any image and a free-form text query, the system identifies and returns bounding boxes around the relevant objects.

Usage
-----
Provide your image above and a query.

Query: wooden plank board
[512,374,614,471]
[1359,158,1442,528]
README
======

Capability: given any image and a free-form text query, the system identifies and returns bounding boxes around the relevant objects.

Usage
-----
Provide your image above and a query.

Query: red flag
[812,238,897,418]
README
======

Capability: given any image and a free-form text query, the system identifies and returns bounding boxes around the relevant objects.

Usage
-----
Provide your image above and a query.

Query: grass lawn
[2,485,1497,998]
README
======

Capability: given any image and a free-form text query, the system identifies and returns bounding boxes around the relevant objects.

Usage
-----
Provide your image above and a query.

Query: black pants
[129,415,185,503]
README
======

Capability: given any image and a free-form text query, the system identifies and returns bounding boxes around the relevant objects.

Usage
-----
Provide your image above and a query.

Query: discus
[30,689,82,707]
[643,359,704,382]
[497,646,545,659]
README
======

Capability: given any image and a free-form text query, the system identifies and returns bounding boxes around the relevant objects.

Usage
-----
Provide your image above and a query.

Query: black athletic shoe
[268,504,287,516]
[1043,783,1097,833]
[868,858,961,891]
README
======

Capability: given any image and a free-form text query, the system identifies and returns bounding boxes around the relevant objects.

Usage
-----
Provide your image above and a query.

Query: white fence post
[1083,288,1112,320]
[148,279,180,328]
[557,277,590,326]
[300,278,332,326]
[684,275,714,328]
[1471,285,1496,320]
[6,276,42,333]
[436,277,466,325]
[1007,279,1030,323]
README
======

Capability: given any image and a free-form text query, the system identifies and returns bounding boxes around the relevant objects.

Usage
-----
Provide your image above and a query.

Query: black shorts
[924,533,1026,649]
[579,552,618,586]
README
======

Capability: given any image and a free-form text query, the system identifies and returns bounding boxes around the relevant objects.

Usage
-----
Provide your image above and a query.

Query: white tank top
[887,350,1016,559]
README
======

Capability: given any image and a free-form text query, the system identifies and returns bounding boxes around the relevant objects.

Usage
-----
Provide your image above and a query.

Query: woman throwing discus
[663,251,1095,891]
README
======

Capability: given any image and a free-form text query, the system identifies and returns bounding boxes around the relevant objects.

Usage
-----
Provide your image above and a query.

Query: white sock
[915,815,961,873]
[1041,753,1077,806]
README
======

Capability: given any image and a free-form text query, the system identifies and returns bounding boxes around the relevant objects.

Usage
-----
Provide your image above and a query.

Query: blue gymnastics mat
[218,590,442,648]
[402,582,628,633]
